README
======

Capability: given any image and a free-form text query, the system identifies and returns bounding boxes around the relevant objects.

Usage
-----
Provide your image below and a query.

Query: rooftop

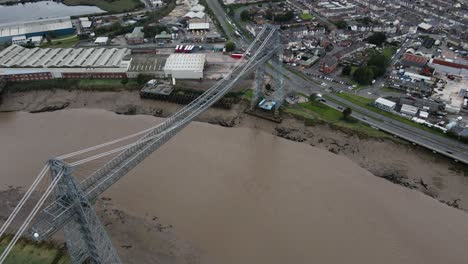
[164,54,205,72]
[0,45,131,68]
[0,17,73,38]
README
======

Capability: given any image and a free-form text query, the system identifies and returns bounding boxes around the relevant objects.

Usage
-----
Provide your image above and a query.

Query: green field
[299,13,314,20]
[41,35,79,48]
[5,79,140,93]
[285,100,391,138]
[0,236,70,264]
[64,0,144,13]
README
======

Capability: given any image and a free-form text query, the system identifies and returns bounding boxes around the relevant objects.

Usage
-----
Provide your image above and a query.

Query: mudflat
[1,109,468,264]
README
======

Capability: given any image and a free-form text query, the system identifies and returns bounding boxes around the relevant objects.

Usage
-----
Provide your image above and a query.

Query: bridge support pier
[49,160,121,264]
[250,64,265,110]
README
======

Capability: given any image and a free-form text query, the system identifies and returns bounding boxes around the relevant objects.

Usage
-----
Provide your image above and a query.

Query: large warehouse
[0,17,75,43]
[0,45,132,81]
[163,54,205,79]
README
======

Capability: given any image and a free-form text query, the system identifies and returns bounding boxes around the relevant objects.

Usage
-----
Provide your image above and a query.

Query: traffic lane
[322,100,468,162]
[326,94,468,152]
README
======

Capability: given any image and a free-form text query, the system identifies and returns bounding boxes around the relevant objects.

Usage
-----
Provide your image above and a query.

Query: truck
[231,53,243,59]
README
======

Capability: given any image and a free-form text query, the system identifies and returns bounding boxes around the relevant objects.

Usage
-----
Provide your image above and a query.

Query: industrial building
[0,45,131,81]
[163,54,205,79]
[0,17,74,43]
[374,97,396,112]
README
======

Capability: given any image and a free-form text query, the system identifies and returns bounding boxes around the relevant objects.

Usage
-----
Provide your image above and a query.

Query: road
[203,0,468,164]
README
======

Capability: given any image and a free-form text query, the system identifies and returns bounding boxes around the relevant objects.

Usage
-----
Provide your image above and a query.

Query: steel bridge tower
[0,25,284,264]
[250,24,285,116]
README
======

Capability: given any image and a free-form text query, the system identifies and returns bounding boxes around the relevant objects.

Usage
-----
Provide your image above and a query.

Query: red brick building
[320,56,338,74]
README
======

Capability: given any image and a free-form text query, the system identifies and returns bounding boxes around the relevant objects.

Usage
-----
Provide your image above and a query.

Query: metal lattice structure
[0,25,286,264]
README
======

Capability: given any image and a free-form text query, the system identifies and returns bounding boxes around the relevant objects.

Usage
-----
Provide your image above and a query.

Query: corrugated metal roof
[164,54,205,72]
[0,45,131,69]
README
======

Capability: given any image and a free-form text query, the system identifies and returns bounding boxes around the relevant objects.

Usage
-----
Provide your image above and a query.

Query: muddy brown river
[1,109,468,264]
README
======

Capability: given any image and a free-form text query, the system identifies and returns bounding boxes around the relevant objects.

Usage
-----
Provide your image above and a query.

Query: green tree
[136,74,151,85]
[240,10,251,21]
[333,20,347,29]
[225,41,236,52]
[309,93,318,101]
[121,77,129,85]
[367,52,389,77]
[366,32,387,46]
[342,107,352,120]
[353,66,374,85]
[265,83,272,90]
[142,24,167,38]
[341,65,352,76]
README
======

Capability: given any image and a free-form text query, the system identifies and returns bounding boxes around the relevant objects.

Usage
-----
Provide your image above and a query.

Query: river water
[0,1,104,23]
[1,109,468,264]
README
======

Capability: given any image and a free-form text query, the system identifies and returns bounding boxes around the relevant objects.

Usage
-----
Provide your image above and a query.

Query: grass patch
[5,79,140,92]
[285,100,391,138]
[243,89,253,100]
[383,46,397,60]
[64,0,143,12]
[299,13,314,20]
[0,235,70,264]
[41,35,79,48]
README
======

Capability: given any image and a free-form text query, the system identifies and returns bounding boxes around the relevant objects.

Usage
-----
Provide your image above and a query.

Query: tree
[341,65,352,76]
[353,66,374,85]
[265,83,272,90]
[366,32,387,46]
[136,74,151,85]
[121,77,129,85]
[309,93,318,101]
[142,24,167,38]
[342,107,352,120]
[367,52,390,77]
[240,10,251,21]
[225,41,236,52]
[333,20,347,29]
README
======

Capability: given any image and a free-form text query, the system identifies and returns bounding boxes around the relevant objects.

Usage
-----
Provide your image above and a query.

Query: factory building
[0,17,74,43]
[0,45,131,81]
[374,97,396,112]
[163,54,205,79]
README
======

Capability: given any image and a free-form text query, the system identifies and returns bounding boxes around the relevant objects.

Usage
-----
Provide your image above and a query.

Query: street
[203,0,468,164]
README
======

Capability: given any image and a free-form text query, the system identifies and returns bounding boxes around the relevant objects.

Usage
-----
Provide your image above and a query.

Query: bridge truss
[0,25,285,264]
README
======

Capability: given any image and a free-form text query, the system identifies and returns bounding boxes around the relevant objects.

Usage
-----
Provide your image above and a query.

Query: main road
[203,0,468,164]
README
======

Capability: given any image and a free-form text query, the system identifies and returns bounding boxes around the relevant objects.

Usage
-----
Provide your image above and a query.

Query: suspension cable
[0,165,50,240]
[0,169,64,264]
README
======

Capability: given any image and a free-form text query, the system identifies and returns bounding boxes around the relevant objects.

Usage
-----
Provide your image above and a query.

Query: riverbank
[1,89,467,212]
[1,109,468,263]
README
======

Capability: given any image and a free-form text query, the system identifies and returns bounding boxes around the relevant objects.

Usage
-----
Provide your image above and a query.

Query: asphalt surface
[204,0,468,164]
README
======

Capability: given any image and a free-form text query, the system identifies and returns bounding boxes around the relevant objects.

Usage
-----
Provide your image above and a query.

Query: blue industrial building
[0,17,75,43]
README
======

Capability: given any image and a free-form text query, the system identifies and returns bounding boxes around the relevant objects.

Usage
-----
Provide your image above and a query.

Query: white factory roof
[0,17,73,38]
[375,97,396,108]
[94,36,109,44]
[185,11,206,19]
[418,22,433,30]
[0,45,131,68]
[81,21,93,29]
[12,35,26,41]
[401,104,418,116]
[164,53,205,72]
[188,22,210,30]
